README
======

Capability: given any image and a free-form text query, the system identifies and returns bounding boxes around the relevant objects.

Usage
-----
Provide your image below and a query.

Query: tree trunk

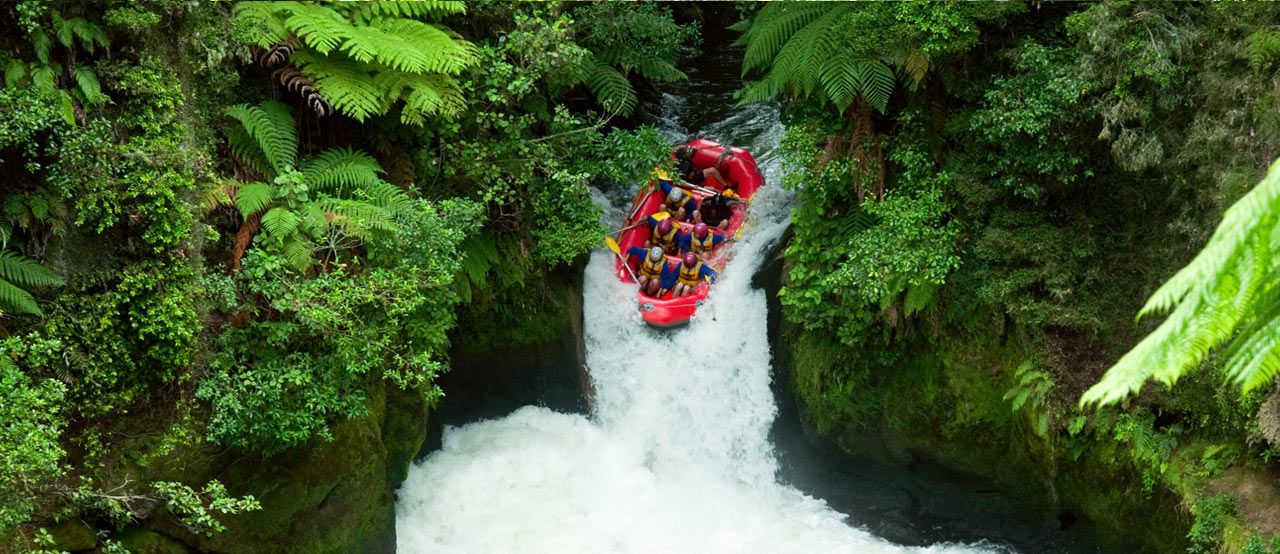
[845,99,884,202]
[231,211,261,270]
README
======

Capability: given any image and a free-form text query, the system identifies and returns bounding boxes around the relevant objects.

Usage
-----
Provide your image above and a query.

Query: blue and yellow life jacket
[650,213,680,250]
[678,261,705,287]
[639,257,664,280]
[690,232,716,254]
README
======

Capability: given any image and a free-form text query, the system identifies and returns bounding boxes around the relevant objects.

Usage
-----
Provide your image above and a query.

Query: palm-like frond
[575,54,636,116]
[0,250,63,317]
[261,207,302,238]
[0,278,40,316]
[1082,158,1280,406]
[234,1,476,125]
[225,101,298,174]
[301,147,385,192]
[234,181,279,218]
[347,1,467,23]
[0,250,63,288]
[292,50,386,122]
[739,2,832,73]
[232,2,291,48]
[738,3,894,113]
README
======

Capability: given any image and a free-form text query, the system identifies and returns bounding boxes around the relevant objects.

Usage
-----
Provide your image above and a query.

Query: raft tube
[613,139,766,329]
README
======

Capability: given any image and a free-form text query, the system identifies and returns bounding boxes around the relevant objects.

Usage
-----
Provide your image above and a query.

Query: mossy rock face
[784,323,1190,553]
[48,519,98,552]
[117,527,190,554]
[143,380,428,554]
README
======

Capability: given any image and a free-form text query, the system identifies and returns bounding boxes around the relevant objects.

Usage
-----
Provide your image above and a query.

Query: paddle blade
[604,236,621,254]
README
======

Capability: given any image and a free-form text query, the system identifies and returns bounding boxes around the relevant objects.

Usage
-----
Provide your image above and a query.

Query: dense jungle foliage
[5,1,1280,553]
[737,2,1280,551]
[0,1,693,550]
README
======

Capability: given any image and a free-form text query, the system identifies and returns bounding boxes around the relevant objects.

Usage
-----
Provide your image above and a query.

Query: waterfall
[394,59,1008,554]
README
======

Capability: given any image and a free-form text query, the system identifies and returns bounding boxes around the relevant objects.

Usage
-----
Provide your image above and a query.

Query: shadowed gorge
[4,3,1280,554]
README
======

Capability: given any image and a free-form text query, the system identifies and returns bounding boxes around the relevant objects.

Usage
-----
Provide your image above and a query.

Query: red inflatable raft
[613,139,765,328]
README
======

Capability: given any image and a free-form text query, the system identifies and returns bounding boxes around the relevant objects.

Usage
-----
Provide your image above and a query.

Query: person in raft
[675,145,729,190]
[679,223,726,258]
[659,182,698,222]
[673,252,717,298]
[644,213,684,255]
[697,193,740,231]
[626,246,675,297]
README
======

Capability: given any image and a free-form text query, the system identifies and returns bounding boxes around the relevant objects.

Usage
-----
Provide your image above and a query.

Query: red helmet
[683,252,697,266]
[693,223,708,238]
[657,219,673,234]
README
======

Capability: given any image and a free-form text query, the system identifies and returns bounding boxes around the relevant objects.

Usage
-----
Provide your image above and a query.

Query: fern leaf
[226,101,297,173]
[5,61,27,88]
[33,32,51,65]
[0,250,63,288]
[293,50,385,122]
[52,12,73,49]
[740,2,831,74]
[575,54,636,116]
[260,207,302,239]
[226,126,274,180]
[232,2,291,48]
[301,147,385,192]
[234,181,278,218]
[281,235,316,271]
[858,61,895,113]
[1083,157,1280,406]
[30,66,57,96]
[283,2,353,55]
[0,277,41,316]
[73,67,103,106]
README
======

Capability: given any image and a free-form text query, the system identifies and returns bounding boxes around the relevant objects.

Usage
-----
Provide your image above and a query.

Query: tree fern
[231,1,477,124]
[1246,30,1280,73]
[0,250,63,317]
[738,3,897,113]
[225,101,298,174]
[575,54,637,117]
[225,100,417,271]
[1082,158,1280,406]
[570,3,694,116]
[301,147,384,191]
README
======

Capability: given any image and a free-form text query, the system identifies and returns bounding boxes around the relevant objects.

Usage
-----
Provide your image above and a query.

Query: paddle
[672,180,718,196]
[608,222,643,236]
[604,236,640,282]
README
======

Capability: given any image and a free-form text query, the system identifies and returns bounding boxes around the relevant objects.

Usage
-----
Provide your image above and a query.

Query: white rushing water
[396,69,1006,554]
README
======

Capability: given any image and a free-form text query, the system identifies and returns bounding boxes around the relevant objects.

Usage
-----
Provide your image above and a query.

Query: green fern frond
[226,101,298,173]
[226,126,274,180]
[0,250,63,288]
[232,2,291,48]
[292,50,385,122]
[260,207,302,239]
[316,197,398,236]
[740,2,831,73]
[1082,158,1280,406]
[393,72,466,123]
[4,60,26,88]
[73,67,103,105]
[575,54,636,116]
[281,235,316,271]
[0,278,40,316]
[283,1,352,55]
[1246,30,1280,73]
[234,182,278,218]
[302,147,385,192]
[33,33,51,65]
[351,1,467,22]
[856,60,895,113]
